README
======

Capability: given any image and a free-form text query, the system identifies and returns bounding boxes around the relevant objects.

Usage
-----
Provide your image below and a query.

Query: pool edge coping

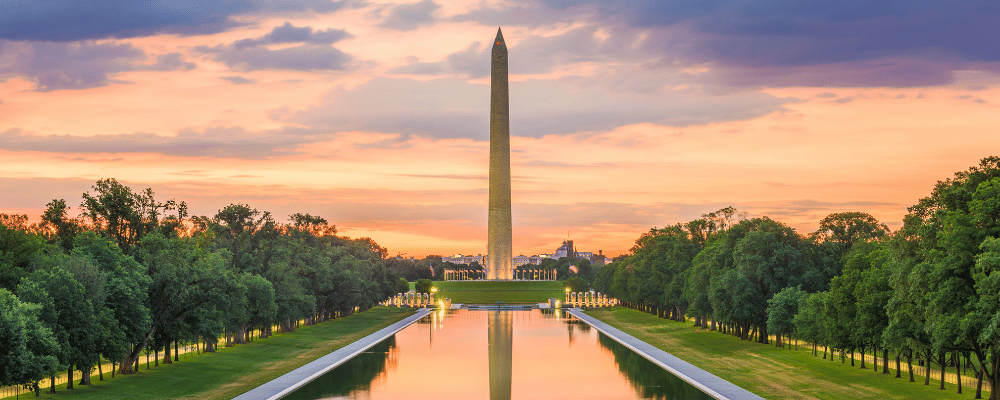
[567,308,765,400]
[233,308,434,400]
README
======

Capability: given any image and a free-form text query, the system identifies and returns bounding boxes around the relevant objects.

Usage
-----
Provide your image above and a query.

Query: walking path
[567,308,764,400]
[233,308,433,400]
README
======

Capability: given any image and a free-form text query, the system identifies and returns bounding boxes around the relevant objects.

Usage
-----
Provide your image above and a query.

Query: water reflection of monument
[488,310,513,400]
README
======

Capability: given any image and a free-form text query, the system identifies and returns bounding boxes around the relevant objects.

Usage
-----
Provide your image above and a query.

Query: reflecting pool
[284,309,713,400]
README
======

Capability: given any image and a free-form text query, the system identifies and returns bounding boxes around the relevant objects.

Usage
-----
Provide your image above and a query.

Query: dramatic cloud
[0,127,327,159]
[0,42,200,91]
[458,0,1000,86]
[231,22,352,48]
[0,0,365,42]
[221,76,257,84]
[0,1,253,41]
[284,76,794,139]
[377,0,441,31]
[147,53,197,71]
[196,22,353,71]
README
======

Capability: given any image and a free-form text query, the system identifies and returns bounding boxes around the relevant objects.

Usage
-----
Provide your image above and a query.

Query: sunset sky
[1,0,998,258]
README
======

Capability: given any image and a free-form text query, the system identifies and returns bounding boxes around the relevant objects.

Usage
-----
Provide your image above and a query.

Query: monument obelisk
[488,28,512,280]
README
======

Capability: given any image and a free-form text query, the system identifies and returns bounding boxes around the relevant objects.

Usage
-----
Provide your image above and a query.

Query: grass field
[1,307,415,400]
[432,280,565,303]
[586,307,991,400]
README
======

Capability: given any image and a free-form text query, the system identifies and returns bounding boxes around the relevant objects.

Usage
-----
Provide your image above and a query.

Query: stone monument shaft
[488,28,512,280]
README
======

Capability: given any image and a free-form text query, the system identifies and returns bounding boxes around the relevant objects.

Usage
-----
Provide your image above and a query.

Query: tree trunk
[80,365,91,385]
[49,375,55,394]
[98,360,104,381]
[120,325,156,374]
[924,351,931,385]
[988,354,999,400]
[154,347,158,367]
[162,342,172,364]
[33,381,40,397]
[174,340,179,361]
[884,349,890,374]
[895,353,901,378]
[955,352,962,394]
[66,366,74,389]
[940,352,946,390]
[975,365,983,399]
[908,350,914,382]
[233,326,247,345]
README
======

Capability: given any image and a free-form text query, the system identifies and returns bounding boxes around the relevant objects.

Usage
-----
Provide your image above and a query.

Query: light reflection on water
[283,309,713,400]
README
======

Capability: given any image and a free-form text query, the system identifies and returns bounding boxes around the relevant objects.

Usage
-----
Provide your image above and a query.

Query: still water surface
[284,309,713,400]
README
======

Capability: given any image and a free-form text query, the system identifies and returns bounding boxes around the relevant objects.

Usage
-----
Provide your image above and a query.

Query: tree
[80,178,183,255]
[0,289,60,394]
[564,276,589,293]
[122,233,230,374]
[17,266,101,390]
[39,199,83,251]
[767,286,805,348]
[812,212,890,251]
[971,236,1000,398]
[414,279,433,294]
[70,232,151,377]
[575,258,595,283]
[891,157,1000,398]
[0,223,47,291]
[794,291,829,357]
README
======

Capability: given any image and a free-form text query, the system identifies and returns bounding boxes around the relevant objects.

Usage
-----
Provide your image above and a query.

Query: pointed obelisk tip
[494,27,504,45]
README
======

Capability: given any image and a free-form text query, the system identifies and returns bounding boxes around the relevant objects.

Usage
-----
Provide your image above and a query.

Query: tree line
[594,157,1000,400]
[0,178,405,396]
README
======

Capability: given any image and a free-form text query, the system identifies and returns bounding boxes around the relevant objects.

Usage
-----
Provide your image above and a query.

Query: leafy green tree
[38,199,84,251]
[705,218,819,343]
[575,258,595,283]
[564,276,589,293]
[767,286,805,348]
[0,224,47,291]
[80,178,183,255]
[617,225,700,319]
[414,279,433,294]
[794,291,829,357]
[848,241,893,372]
[123,233,230,374]
[0,289,60,394]
[972,236,1000,397]
[812,212,890,253]
[592,261,617,294]
[17,266,101,390]
[70,232,151,377]
[889,157,1000,395]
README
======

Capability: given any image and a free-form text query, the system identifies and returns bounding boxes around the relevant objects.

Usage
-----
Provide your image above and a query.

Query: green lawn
[2,307,415,400]
[432,280,565,303]
[586,307,990,400]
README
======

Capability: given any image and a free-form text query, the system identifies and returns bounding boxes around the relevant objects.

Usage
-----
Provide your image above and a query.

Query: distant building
[555,240,576,258]
[443,242,609,268]
[441,254,486,266]
[590,250,607,266]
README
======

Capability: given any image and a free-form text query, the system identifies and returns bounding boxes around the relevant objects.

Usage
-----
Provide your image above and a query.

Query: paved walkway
[567,308,765,400]
[234,308,434,400]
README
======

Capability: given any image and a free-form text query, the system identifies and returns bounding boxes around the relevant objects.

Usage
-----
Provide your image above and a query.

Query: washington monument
[488,28,513,280]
